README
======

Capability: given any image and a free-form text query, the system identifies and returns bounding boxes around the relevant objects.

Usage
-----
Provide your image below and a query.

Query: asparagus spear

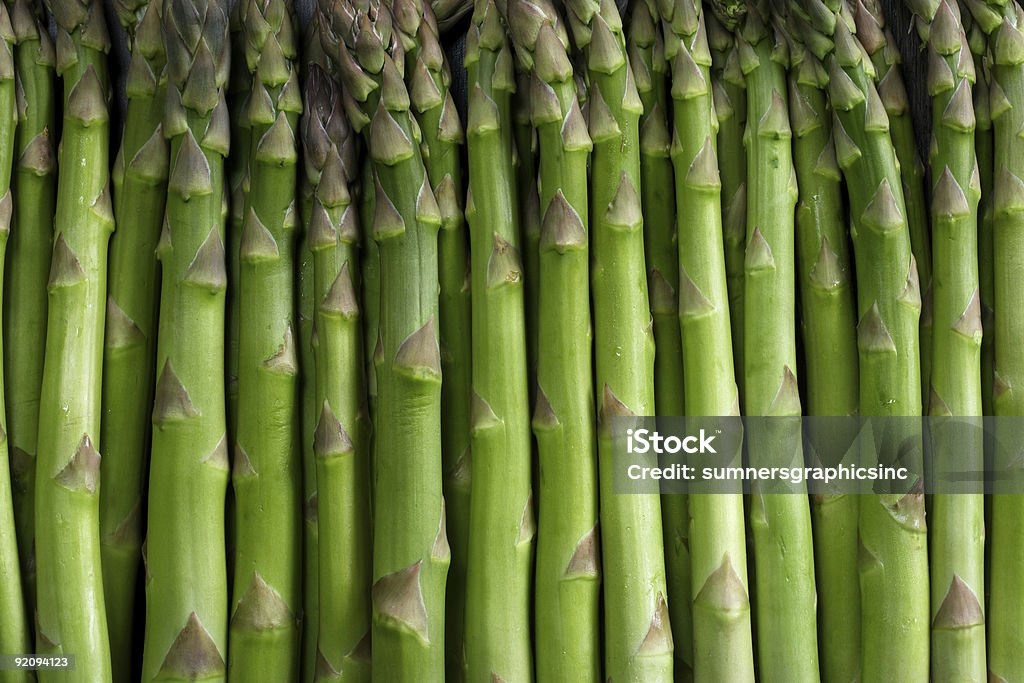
[319,2,448,678]
[229,0,303,677]
[964,4,994,419]
[4,0,54,616]
[659,0,754,678]
[301,64,372,682]
[903,1,986,678]
[563,0,672,679]
[33,0,113,676]
[958,1,1024,677]
[736,6,820,679]
[141,0,231,677]
[854,0,933,404]
[462,1,534,679]
[785,12,861,681]
[394,3,473,675]
[505,0,600,678]
[513,68,540,387]
[99,1,168,676]
[0,3,30,672]
[297,12,330,681]
[630,2,691,676]
[707,9,748,410]
[801,4,930,677]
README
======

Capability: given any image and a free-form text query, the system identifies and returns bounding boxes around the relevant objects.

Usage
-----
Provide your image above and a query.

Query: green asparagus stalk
[462,2,534,679]
[0,4,31,675]
[504,0,599,678]
[854,0,933,404]
[298,13,328,682]
[301,64,372,682]
[903,1,986,679]
[229,0,303,677]
[629,2,692,676]
[959,1,1024,678]
[99,1,168,676]
[659,0,754,679]
[707,9,748,409]
[319,2,449,678]
[394,3,473,675]
[513,70,540,388]
[964,7,994,419]
[785,14,862,681]
[736,6,820,679]
[225,0,249,445]
[802,4,930,678]
[357,156,378,416]
[4,0,55,616]
[34,0,113,677]
[141,0,231,677]
[563,0,672,679]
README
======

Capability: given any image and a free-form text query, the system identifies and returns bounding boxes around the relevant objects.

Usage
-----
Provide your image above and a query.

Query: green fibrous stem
[965,2,1024,678]
[463,2,534,680]
[563,0,672,679]
[629,2,691,677]
[965,10,994,418]
[904,1,986,679]
[660,0,754,679]
[0,5,31,675]
[319,3,448,678]
[141,0,231,678]
[805,4,929,678]
[395,4,473,676]
[786,27,861,683]
[301,65,372,683]
[737,8,819,680]
[34,0,113,678]
[225,0,249,446]
[855,0,933,404]
[707,10,747,410]
[357,156,378,417]
[505,0,599,679]
[99,2,168,678]
[4,0,54,619]
[229,0,303,678]
[298,15,325,683]
[513,69,539,387]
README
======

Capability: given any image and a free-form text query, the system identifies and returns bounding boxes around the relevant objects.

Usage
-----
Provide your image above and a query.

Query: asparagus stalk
[628,2,692,676]
[99,1,168,676]
[563,0,672,679]
[960,1,1024,677]
[854,0,933,404]
[505,0,600,678]
[4,0,54,616]
[395,4,473,675]
[707,10,748,409]
[462,2,534,679]
[141,0,231,677]
[0,4,30,673]
[229,0,303,677]
[659,0,754,678]
[297,12,329,682]
[357,156,378,417]
[33,0,113,676]
[785,14,861,681]
[225,0,249,446]
[513,70,540,388]
[802,4,930,678]
[319,3,449,678]
[964,7,994,419]
[301,64,372,682]
[903,1,986,679]
[736,6,820,679]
